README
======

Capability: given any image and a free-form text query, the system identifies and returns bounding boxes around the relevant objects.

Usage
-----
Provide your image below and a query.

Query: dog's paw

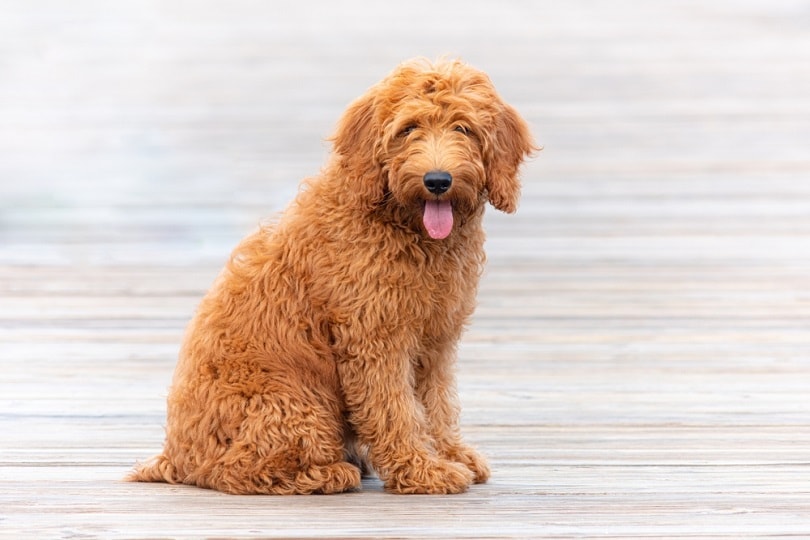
[443,444,490,484]
[384,457,474,494]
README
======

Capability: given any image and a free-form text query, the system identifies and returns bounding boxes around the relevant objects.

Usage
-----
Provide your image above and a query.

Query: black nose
[423,171,452,195]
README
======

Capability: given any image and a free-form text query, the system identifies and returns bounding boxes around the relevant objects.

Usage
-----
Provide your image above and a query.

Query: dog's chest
[398,240,481,315]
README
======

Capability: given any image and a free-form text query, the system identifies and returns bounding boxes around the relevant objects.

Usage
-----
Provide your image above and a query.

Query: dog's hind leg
[197,386,361,495]
[210,453,361,495]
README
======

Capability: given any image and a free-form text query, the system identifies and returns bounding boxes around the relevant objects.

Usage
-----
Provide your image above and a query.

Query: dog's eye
[454,125,471,136]
[400,124,418,137]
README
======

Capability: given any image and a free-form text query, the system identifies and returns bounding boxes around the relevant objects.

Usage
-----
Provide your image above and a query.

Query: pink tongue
[423,200,453,239]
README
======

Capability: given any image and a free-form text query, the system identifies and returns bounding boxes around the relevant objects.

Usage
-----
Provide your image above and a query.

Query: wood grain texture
[2,0,810,537]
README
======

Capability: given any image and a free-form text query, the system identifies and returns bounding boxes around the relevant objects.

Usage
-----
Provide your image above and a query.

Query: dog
[128,58,535,494]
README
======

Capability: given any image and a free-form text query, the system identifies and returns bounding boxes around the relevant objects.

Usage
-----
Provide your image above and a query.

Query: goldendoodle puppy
[128,58,535,495]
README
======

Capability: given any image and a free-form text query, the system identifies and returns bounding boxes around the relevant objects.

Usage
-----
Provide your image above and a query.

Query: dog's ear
[330,90,386,207]
[333,92,375,154]
[484,103,536,213]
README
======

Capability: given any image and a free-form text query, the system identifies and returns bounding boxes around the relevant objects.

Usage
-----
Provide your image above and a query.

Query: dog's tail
[125,454,178,484]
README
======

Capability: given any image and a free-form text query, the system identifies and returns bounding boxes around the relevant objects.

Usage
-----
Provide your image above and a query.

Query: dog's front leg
[416,343,491,484]
[337,345,474,494]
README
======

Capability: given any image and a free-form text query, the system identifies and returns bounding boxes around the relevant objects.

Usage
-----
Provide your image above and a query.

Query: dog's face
[332,60,536,240]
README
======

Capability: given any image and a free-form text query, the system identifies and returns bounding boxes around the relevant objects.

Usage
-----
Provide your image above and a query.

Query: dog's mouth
[422,199,453,239]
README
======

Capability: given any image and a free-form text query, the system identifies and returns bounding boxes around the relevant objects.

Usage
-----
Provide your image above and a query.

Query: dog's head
[331,59,537,239]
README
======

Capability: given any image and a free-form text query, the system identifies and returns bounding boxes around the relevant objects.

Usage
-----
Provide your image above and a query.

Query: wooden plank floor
[2,1,810,537]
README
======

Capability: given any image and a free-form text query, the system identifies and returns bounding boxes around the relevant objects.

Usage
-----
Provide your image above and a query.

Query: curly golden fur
[127,58,535,494]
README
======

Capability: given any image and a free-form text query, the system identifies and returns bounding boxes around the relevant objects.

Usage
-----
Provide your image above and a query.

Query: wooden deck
[2,1,810,537]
